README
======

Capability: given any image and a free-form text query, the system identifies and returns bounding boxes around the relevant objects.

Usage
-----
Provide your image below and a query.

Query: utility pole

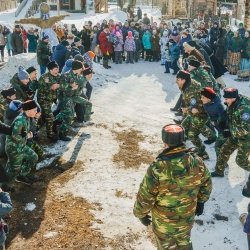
[57,0,60,15]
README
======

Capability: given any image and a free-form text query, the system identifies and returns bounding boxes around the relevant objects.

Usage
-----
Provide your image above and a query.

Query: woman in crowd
[0,24,6,62]
[240,30,250,70]
[79,22,91,52]
[27,27,39,53]
[224,25,234,67]
[215,28,226,63]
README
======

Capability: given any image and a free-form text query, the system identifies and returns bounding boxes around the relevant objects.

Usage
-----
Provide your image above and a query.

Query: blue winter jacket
[61,59,73,74]
[180,35,192,54]
[169,42,180,60]
[203,95,227,132]
[142,33,152,49]
[135,38,142,51]
[52,43,69,72]
[209,27,219,42]
[121,26,133,42]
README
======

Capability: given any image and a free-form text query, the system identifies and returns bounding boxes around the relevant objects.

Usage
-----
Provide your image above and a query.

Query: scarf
[245,37,250,58]
[233,35,241,51]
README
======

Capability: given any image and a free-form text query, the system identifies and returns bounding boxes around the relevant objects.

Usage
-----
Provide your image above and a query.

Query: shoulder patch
[190,98,196,105]
[242,113,250,121]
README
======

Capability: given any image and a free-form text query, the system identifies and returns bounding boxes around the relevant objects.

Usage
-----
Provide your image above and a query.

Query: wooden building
[0,0,17,12]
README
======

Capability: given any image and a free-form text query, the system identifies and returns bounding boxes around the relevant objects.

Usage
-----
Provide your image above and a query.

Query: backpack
[108,33,119,46]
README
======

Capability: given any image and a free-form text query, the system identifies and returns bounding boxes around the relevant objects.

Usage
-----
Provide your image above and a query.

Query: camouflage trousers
[155,231,193,250]
[27,139,44,162]
[215,132,227,157]
[38,99,54,137]
[215,137,250,174]
[5,143,38,183]
[57,96,92,134]
[181,115,216,154]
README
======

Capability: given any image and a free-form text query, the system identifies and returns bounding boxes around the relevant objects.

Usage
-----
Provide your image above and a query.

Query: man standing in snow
[133,124,212,250]
[211,88,250,177]
[11,25,24,55]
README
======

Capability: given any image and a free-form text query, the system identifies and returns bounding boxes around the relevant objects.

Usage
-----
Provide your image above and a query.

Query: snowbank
[24,202,36,211]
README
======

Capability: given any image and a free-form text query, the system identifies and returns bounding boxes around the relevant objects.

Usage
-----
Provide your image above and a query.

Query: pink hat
[128,31,132,37]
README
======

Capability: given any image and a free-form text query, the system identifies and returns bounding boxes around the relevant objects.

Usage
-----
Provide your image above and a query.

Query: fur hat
[176,70,190,82]
[23,100,38,111]
[189,59,200,68]
[26,66,37,74]
[46,60,59,70]
[72,60,83,70]
[223,88,239,98]
[162,124,185,145]
[9,100,23,111]
[17,66,29,80]
[183,42,195,51]
[1,87,16,98]
[200,87,216,100]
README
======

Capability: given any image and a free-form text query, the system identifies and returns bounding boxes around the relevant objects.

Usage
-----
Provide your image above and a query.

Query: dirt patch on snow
[5,157,110,250]
[111,126,154,169]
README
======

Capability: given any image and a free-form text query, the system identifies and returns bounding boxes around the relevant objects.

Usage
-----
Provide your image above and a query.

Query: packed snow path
[53,61,249,250]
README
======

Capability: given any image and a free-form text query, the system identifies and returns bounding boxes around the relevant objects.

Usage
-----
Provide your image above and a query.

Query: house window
[62,0,69,4]
[181,1,186,8]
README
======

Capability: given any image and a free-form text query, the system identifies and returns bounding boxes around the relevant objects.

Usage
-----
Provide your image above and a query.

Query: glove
[139,214,152,226]
[53,98,57,105]
[195,202,204,216]
[21,128,27,138]
[223,129,231,138]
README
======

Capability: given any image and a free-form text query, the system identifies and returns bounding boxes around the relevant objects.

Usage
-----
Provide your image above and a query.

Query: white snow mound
[24,202,36,211]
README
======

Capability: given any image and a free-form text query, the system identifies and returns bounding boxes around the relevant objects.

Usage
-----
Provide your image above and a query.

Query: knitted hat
[15,24,20,28]
[162,124,185,145]
[183,42,195,51]
[1,87,16,98]
[238,22,244,27]
[61,40,70,46]
[26,66,37,74]
[173,26,178,31]
[18,66,29,80]
[72,49,80,57]
[185,22,190,25]
[23,100,38,111]
[42,32,49,40]
[176,70,190,81]
[200,87,216,100]
[124,21,129,25]
[128,31,133,37]
[74,36,81,45]
[72,60,83,70]
[223,88,239,98]
[84,63,89,68]
[213,21,218,26]
[46,60,59,70]
[74,54,84,62]
[189,59,200,68]
[9,100,23,111]
[88,51,95,59]
[115,23,120,27]
[82,68,93,76]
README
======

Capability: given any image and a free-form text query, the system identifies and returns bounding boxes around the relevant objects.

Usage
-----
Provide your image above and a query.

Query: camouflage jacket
[133,145,212,238]
[37,72,61,102]
[36,40,51,66]
[6,112,30,147]
[0,94,10,122]
[58,70,86,103]
[190,67,214,89]
[182,79,208,118]
[29,79,39,92]
[227,94,250,144]
[10,74,32,102]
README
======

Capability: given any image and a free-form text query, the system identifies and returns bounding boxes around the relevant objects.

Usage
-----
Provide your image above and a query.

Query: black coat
[216,37,226,62]
[241,37,250,59]
[200,43,227,79]
[137,8,142,20]
[79,29,91,48]
[10,31,24,53]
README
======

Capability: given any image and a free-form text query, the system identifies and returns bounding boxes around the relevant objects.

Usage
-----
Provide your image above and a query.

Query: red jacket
[98,31,113,54]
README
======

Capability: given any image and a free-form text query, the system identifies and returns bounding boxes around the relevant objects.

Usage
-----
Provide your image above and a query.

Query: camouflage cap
[162,124,185,145]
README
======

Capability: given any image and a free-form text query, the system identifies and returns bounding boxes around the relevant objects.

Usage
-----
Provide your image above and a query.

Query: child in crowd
[163,44,172,73]
[159,31,169,65]
[142,29,152,62]
[114,32,124,64]
[134,34,141,62]
[169,39,180,75]
[124,31,136,64]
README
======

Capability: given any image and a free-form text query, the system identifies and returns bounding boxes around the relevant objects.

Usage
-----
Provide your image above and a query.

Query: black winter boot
[52,119,62,134]
[149,56,152,62]
[59,133,71,141]
[243,174,250,197]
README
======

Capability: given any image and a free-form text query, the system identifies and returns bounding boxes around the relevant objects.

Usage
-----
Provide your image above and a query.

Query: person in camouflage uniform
[175,70,216,160]
[54,61,93,141]
[5,100,39,185]
[0,88,16,122]
[133,124,212,250]
[26,66,39,93]
[211,88,250,177]
[37,61,60,141]
[37,33,51,75]
[10,66,34,102]
[200,87,227,157]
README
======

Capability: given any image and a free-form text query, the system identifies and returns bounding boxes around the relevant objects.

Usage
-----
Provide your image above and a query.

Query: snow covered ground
[1,5,250,250]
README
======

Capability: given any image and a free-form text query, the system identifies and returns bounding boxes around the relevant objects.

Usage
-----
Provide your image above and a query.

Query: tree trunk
[245,0,250,30]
